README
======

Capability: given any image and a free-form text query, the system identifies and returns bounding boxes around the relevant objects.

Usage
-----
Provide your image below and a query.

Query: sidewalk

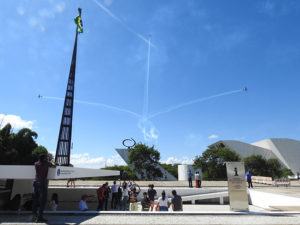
[1,210,300,225]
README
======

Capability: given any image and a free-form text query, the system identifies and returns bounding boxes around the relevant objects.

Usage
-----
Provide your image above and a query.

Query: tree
[160,163,178,179]
[244,155,267,176]
[128,143,162,180]
[281,168,294,178]
[266,158,282,178]
[244,155,294,178]
[32,145,53,163]
[99,165,137,180]
[193,147,241,180]
[0,123,49,165]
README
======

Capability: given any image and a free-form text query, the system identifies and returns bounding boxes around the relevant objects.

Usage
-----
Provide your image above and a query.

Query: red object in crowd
[195,177,199,188]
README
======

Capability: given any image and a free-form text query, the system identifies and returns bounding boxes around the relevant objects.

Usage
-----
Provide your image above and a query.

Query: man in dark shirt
[141,192,151,211]
[103,182,111,210]
[171,190,183,211]
[147,184,157,211]
[32,153,55,222]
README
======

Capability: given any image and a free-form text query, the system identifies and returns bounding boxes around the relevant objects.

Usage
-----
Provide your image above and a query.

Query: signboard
[0,165,119,180]
[226,162,249,211]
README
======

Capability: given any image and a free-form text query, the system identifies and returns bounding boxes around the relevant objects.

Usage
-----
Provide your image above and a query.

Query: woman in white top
[156,190,169,211]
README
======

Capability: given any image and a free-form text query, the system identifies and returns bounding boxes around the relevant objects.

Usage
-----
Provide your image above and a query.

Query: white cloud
[70,153,126,169]
[55,2,66,13]
[0,114,35,130]
[17,6,25,16]
[38,8,55,19]
[28,2,66,32]
[38,2,66,19]
[208,134,218,139]
[28,17,46,32]
[163,156,194,165]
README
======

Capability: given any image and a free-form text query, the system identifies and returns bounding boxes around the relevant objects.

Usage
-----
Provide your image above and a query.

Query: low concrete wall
[249,190,300,209]
[46,187,227,211]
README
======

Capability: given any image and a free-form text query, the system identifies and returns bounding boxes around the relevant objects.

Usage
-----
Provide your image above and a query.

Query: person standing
[246,171,253,188]
[195,172,201,188]
[67,178,75,188]
[103,182,110,210]
[111,181,120,209]
[141,192,151,211]
[188,170,193,188]
[171,190,183,211]
[32,153,55,223]
[147,184,157,211]
[97,184,105,211]
[129,182,141,211]
[121,182,129,211]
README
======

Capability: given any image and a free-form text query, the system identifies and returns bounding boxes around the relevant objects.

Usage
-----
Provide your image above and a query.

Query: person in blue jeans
[32,153,55,223]
[156,191,169,211]
[188,170,193,188]
[246,171,253,188]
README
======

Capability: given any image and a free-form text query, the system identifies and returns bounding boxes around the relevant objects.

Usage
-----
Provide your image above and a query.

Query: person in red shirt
[97,184,105,211]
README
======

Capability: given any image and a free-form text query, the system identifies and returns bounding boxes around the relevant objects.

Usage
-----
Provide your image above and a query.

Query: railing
[274,178,290,187]
[251,176,273,185]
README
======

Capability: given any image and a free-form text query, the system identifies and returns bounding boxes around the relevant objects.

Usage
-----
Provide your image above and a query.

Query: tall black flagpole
[55,8,81,166]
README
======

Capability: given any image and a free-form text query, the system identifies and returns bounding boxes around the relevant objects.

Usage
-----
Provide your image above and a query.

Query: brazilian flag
[74,15,83,33]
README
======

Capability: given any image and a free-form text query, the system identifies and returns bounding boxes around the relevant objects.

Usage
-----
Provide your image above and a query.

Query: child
[78,195,88,211]
[49,193,58,211]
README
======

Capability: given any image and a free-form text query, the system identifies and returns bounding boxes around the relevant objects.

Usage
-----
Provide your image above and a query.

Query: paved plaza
[1,211,300,225]
[0,180,299,224]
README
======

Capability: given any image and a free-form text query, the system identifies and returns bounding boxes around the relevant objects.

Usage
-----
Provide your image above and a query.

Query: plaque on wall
[226,162,249,211]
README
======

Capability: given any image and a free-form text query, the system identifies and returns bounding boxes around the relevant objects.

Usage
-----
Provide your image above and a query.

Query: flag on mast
[74,12,83,33]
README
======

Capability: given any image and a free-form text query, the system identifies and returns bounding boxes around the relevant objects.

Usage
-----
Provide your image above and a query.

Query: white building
[209,138,300,175]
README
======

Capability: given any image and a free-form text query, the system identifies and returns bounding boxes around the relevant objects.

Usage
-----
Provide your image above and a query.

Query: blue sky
[1,0,300,168]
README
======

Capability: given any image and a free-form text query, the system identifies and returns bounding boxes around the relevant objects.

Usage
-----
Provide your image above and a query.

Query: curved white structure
[210,138,300,175]
[178,164,192,181]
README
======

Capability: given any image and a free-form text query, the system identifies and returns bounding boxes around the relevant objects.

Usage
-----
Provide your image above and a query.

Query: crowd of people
[92,181,183,212]
[12,153,274,223]
[28,152,184,223]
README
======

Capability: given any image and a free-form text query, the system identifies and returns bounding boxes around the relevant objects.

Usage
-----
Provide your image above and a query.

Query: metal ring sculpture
[122,138,136,149]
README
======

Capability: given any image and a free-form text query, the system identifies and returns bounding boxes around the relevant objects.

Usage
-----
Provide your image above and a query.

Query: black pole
[55,9,81,166]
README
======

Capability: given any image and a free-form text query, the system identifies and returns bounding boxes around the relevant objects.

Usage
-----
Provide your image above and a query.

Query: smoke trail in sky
[42,87,245,142]
[138,118,159,142]
[41,96,141,119]
[147,89,243,119]
[143,35,151,118]
[92,0,155,47]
